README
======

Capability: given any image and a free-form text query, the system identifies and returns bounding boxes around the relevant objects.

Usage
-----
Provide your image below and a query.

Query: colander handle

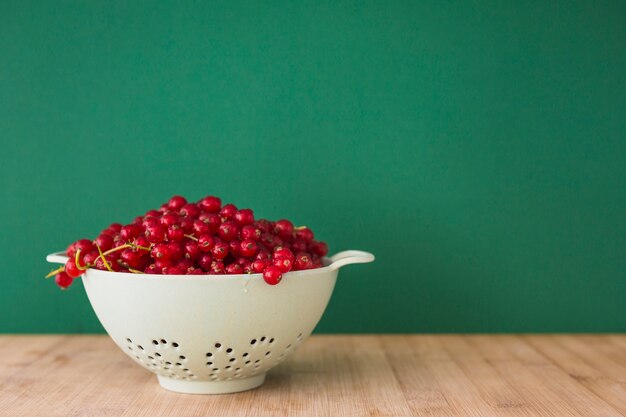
[327,250,375,271]
[46,251,70,264]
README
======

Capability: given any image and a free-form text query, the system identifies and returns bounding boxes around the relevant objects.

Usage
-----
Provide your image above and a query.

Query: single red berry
[151,243,173,260]
[145,224,167,243]
[154,258,173,271]
[198,234,215,252]
[121,249,145,269]
[255,248,271,261]
[294,252,313,270]
[225,263,243,274]
[239,239,258,257]
[274,219,294,240]
[167,224,185,241]
[168,195,187,210]
[229,240,240,257]
[94,234,114,252]
[179,203,200,218]
[260,233,282,249]
[168,241,183,260]
[211,240,229,259]
[55,272,74,289]
[210,260,225,274]
[198,196,221,213]
[295,227,314,242]
[218,221,239,242]
[133,236,151,249]
[255,219,273,233]
[291,238,307,253]
[192,219,210,235]
[198,253,213,271]
[145,209,161,218]
[263,266,283,285]
[179,218,194,233]
[160,213,179,226]
[199,213,222,232]
[120,224,140,240]
[144,264,160,274]
[273,247,295,262]
[310,241,329,257]
[175,258,193,271]
[234,209,254,226]
[163,266,184,275]
[142,216,160,228]
[219,203,237,219]
[252,259,268,273]
[64,259,83,278]
[186,267,204,275]
[273,256,293,273]
[66,239,95,258]
[108,223,123,233]
[83,250,100,266]
[240,225,261,241]
[184,239,201,260]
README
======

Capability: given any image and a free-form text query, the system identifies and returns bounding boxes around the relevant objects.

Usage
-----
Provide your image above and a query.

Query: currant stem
[45,266,65,279]
[74,249,90,271]
[96,244,114,272]
[128,268,144,274]
[184,234,198,241]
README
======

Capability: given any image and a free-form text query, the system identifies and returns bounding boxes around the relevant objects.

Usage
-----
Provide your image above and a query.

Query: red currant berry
[274,219,294,240]
[211,240,229,259]
[240,225,261,241]
[94,234,114,252]
[145,209,161,218]
[239,239,258,257]
[234,209,254,226]
[218,221,239,242]
[229,240,240,257]
[225,263,243,274]
[256,249,271,261]
[310,241,329,257]
[219,204,237,219]
[192,219,210,236]
[179,203,200,218]
[64,259,83,278]
[273,257,293,273]
[198,196,221,213]
[295,227,314,242]
[175,258,193,271]
[186,267,204,275]
[133,236,151,249]
[291,238,307,253]
[144,264,159,274]
[263,266,283,285]
[198,253,213,271]
[83,250,100,266]
[168,195,187,210]
[252,259,268,273]
[108,223,123,233]
[121,249,145,269]
[160,213,179,226]
[210,260,225,274]
[120,224,140,240]
[168,242,183,260]
[184,240,201,260]
[151,243,172,260]
[294,252,313,270]
[145,224,167,243]
[167,224,184,241]
[163,266,184,275]
[55,272,74,289]
[180,218,194,233]
[273,247,295,262]
[198,234,215,252]
[255,219,273,233]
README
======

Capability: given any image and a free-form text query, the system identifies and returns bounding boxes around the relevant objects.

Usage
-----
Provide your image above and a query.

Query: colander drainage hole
[138,345,144,350]
[206,361,213,365]
[179,355,186,360]
[126,338,132,343]
[215,342,221,349]
[269,338,274,344]
[206,352,213,357]
[172,342,179,348]
[229,358,236,362]
[250,339,257,345]
[160,339,167,344]
[243,352,249,357]
[226,348,233,353]
[260,336,266,342]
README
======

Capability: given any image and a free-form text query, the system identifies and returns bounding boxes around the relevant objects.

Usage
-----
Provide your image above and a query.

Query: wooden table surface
[0,335,624,416]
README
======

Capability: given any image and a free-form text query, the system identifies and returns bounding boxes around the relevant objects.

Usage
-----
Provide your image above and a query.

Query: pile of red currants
[48,195,328,289]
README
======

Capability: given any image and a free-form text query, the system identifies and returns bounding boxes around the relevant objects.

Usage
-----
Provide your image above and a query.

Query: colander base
[157,374,266,394]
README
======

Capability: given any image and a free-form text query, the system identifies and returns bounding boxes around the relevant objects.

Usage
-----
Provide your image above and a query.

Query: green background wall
[1,1,624,333]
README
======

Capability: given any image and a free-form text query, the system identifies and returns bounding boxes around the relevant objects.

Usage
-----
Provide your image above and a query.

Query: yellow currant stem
[96,244,114,272]
[129,242,152,251]
[74,249,90,271]
[128,268,144,274]
[184,234,198,241]
[294,225,307,230]
[45,266,65,279]
[101,244,133,257]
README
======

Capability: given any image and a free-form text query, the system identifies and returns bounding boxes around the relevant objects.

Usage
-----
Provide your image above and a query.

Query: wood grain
[0,335,624,417]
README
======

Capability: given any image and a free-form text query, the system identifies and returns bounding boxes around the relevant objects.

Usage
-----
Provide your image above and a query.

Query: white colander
[46,250,374,394]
